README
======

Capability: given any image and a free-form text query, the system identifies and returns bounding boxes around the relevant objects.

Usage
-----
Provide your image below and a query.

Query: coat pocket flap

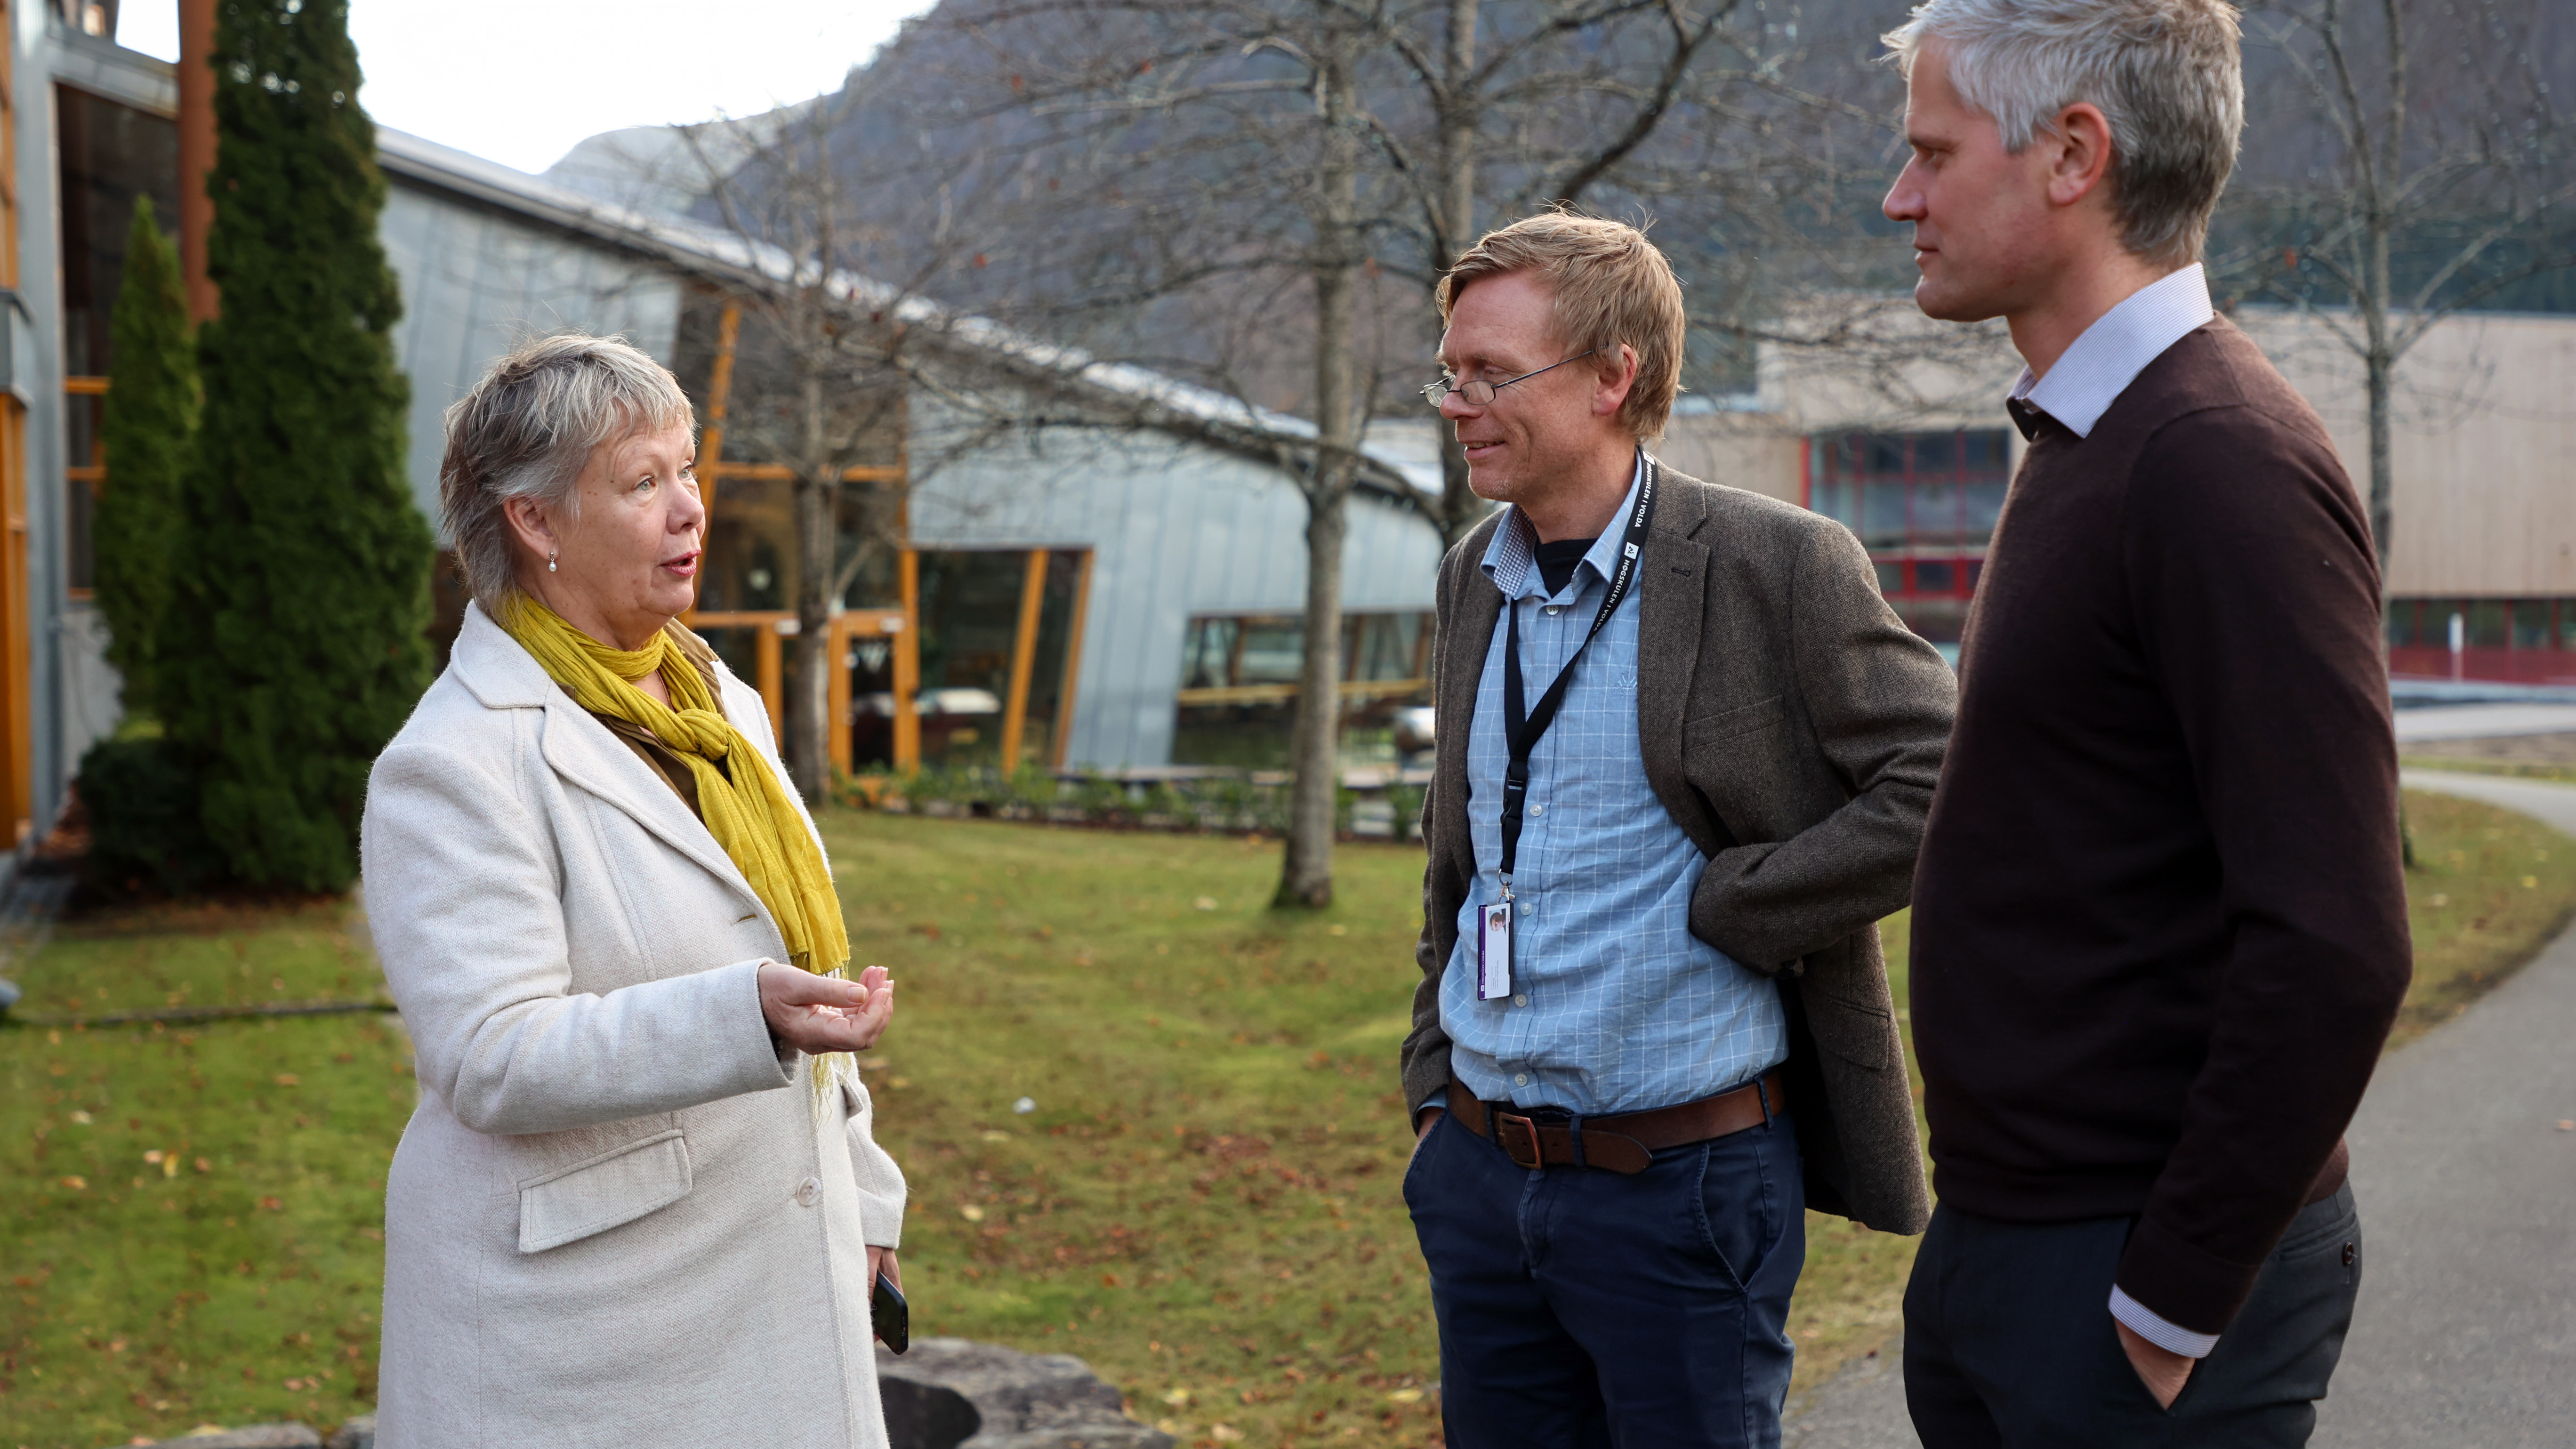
[516,1129,692,1254]
[1684,694,1787,743]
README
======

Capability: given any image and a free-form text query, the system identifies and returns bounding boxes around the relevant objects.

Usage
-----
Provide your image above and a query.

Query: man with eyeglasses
[1398,212,1956,1448]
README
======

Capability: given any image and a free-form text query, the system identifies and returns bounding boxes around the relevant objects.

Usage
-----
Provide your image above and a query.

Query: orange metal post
[757,620,784,742]
[892,550,921,771]
[177,0,218,322]
[700,299,740,511]
[828,616,854,778]
[996,549,1048,772]
[0,401,26,842]
[0,9,27,839]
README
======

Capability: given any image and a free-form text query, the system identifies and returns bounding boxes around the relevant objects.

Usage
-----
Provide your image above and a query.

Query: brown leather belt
[1444,1072,1787,1175]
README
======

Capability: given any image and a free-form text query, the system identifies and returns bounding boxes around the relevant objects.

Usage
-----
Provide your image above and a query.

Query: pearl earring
[548,552,558,573]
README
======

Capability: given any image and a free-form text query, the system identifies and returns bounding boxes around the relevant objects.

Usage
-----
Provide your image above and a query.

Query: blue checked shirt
[1441,459,1788,1116]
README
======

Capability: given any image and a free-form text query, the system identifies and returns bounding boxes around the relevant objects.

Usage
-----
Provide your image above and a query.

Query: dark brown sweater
[1910,317,2411,1337]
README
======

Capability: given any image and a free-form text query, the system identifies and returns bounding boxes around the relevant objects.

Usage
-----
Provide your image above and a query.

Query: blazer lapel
[1437,517,1506,888]
[1635,458,1724,852]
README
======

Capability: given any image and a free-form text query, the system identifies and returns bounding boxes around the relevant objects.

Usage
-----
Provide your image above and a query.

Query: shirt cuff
[2109,1285,2220,1359]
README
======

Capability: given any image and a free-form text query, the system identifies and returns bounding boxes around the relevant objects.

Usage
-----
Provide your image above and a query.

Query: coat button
[795,1176,821,1208]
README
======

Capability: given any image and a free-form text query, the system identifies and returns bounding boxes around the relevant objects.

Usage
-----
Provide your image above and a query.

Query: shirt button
[794,1176,821,1208]
[1530,804,1545,816]
[1513,993,1529,1007]
[1519,902,1531,916]
[1513,1073,1530,1087]
[1544,605,1563,616]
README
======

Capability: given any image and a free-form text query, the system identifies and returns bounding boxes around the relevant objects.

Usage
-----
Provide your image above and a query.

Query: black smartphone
[873,1272,910,1355]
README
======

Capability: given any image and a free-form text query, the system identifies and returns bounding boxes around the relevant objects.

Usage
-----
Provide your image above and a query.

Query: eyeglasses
[1420,349,1601,410]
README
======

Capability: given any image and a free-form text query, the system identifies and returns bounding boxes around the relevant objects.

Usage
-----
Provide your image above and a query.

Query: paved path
[1782,770,2576,1446]
[2393,702,2576,743]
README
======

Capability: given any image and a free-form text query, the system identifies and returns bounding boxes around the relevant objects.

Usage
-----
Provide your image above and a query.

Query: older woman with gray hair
[361,333,908,1447]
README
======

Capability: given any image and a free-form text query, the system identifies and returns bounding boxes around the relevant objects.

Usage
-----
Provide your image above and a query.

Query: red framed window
[1806,429,2011,644]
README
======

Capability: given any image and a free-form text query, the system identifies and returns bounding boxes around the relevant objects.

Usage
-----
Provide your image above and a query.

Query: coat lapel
[1634,458,1725,852]
[449,603,768,914]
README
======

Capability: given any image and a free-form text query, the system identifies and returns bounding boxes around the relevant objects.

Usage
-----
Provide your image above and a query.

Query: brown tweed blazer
[1401,459,1952,1234]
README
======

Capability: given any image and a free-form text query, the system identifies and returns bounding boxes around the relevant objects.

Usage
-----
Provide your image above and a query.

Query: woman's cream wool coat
[360,602,906,1448]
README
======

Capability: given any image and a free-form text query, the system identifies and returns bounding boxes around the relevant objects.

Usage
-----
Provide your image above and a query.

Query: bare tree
[680,101,917,799]
[2233,0,2575,581]
[903,0,1835,906]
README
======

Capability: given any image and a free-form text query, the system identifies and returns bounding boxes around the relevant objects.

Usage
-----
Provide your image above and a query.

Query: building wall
[2233,309,2576,599]
[1724,300,2576,609]
[1657,410,1806,504]
[20,25,178,831]
[908,402,1444,770]
[378,185,684,530]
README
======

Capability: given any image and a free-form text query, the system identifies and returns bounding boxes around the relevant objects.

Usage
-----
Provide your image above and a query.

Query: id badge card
[1477,891,1514,1000]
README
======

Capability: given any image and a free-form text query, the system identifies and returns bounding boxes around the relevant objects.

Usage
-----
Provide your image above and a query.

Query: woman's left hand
[869,1247,902,1292]
[759,962,895,1054]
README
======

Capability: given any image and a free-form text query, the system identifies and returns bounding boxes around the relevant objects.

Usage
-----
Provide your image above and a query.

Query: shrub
[95,197,197,716]
[77,735,225,898]
[156,0,433,892]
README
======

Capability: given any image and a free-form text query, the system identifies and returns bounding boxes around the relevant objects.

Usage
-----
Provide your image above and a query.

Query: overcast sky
[116,0,936,175]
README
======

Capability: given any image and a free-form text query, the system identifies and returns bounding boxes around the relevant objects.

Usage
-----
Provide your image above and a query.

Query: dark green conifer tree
[160,0,432,892]
[95,196,197,716]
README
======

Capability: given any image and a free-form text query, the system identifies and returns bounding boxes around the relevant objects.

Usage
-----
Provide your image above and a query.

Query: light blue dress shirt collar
[2010,264,2215,438]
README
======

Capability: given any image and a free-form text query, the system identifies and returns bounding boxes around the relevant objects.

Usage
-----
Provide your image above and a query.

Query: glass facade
[1172,611,1432,768]
[56,84,179,595]
[1806,428,2012,645]
[2386,597,2576,684]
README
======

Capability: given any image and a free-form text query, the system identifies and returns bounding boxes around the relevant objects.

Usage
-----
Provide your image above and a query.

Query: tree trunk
[1279,471,1351,906]
[1277,44,1362,910]
[789,364,836,802]
[790,468,835,801]
[1433,0,1486,552]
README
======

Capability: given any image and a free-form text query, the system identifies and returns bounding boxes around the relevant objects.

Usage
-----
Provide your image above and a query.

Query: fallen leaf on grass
[1386,1389,1424,1404]
[1194,897,1219,911]
[60,1175,87,1190]
[274,1074,301,1087]
[959,1204,986,1222]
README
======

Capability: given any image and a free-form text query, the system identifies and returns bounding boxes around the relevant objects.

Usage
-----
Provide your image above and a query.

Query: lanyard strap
[1498,460,1659,885]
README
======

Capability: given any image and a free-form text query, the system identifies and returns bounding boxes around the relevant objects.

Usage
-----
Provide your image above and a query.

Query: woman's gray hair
[1883,0,2243,266]
[439,333,697,611]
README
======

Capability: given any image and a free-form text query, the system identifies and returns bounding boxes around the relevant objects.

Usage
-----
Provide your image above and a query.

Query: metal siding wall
[379,186,683,531]
[907,399,1442,769]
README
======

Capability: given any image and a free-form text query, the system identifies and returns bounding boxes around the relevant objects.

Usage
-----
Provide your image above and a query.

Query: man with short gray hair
[1883,0,2411,1442]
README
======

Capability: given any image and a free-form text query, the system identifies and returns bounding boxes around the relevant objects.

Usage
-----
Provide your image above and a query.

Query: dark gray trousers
[1902,1184,2362,1448]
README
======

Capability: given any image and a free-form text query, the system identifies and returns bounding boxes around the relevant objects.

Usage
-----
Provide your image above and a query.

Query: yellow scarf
[499,597,853,1080]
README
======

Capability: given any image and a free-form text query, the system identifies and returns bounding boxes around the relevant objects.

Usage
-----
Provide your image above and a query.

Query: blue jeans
[1404,1103,1806,1449]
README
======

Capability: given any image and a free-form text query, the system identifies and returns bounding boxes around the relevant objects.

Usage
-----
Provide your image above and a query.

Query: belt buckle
[1496,1112,1544,1169]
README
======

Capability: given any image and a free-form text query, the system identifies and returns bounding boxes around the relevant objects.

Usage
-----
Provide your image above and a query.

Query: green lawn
[2398,754,2576,786]
[7,786,2574,1447]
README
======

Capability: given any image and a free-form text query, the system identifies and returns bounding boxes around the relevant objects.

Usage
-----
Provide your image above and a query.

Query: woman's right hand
[758,962,894,1055]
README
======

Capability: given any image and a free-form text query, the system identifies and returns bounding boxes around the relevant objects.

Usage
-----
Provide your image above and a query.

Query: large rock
[143,1426,322,1449]
[877,1338,1173,1449]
